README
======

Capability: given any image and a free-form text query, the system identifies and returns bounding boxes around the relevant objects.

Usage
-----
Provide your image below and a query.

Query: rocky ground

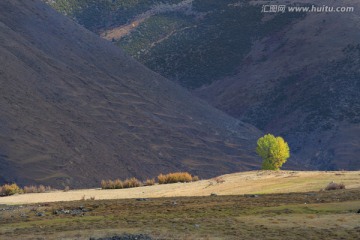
[92,234,152,240]
[0,188,359,239]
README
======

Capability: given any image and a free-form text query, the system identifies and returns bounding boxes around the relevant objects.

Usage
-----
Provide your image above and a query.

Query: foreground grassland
[0,171,359,239]
[0,189,359,239]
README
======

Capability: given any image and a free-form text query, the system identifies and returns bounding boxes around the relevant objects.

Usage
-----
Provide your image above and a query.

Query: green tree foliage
[256,134,290,170]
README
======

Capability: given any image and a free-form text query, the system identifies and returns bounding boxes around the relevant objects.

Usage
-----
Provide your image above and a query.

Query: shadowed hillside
[44,0,360,171]
[197,0,360,170]
[45,0,305,88]
[0,0,262,188]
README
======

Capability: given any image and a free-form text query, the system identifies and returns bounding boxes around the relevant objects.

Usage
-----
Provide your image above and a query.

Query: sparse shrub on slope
[101,180,116,189]
[157,172,195,184]
[101,173,198,188]
[325,182,345,191]
[38,185,46,193]
[213,177,225,184]
[123,177,142,188]
[192,176,200,181]
[157,174,167,184]
[101,180,108,189]
[23,185,37,193]
[113,179,124,189]
[145,178,155,186]
[1,184,54,195]
[23,185,50,193]
[0,183,22,196]
[101,178,142,189]
[100,179,124,189]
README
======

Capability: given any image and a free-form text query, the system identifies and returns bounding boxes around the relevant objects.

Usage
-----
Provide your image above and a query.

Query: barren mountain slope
[44,0,359,171]
[197,0,360,170]
[0,0,262,188]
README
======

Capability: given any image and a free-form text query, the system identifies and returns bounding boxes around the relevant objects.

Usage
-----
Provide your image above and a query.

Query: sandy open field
[1,170,359,205]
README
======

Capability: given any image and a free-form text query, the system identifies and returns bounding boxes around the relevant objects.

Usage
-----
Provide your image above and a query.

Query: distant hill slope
[44,0,359,170]
[197,0,360,170]
[0,0,262,188]
[44,0,305,88]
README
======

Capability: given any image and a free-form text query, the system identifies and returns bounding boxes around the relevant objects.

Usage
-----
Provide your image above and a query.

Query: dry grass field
[0,171,359,239]
[1,171,359,205]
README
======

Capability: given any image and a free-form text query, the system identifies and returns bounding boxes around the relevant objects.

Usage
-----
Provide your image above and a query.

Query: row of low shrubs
[101,177,144,189]
[0,183,53,196]
[1,177,347,196]
[158,172,199,184]
[23,185,52,193]
[101,172,200,189]
[1,172,201,195]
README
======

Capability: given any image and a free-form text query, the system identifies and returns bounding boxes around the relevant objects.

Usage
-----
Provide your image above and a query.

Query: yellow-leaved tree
[256,134,290,170]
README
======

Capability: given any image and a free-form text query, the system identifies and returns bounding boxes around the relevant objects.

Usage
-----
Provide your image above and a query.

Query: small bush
[102,178,141,189]
[157,172,194,184]
[23,185,52,193]
[101,179,124,189]
[101,180,108,189]
[38,185,46,193]
[192,176,200,181]
[123,177,142,188]
[64,186,70,192]
[23,185,37,193]
[214,177,225,184]
[101,180,115,189]
[325,182,345,191]
[157,174,167,184]
[113,179,124,189]
[0,183,22,196]
[145,178,155,186]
